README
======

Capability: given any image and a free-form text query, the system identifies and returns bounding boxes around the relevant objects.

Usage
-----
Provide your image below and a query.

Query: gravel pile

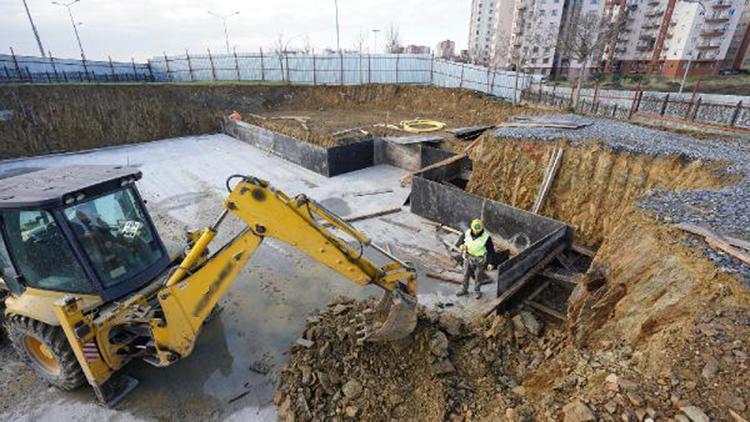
[493,114,750,283]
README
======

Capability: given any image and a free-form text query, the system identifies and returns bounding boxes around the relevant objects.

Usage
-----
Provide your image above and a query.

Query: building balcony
[636,45,653,52]
[700,29,724,37]
[646,9,664,17]
[648,0,660,5]
[642,23,661,30]
[705,16,729,23]
[712,2,731,8]
[695,44,720,50]
[639,34,656,41]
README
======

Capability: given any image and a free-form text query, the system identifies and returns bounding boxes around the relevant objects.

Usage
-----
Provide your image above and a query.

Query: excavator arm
[51,175,417,404]
[150,175,417,364]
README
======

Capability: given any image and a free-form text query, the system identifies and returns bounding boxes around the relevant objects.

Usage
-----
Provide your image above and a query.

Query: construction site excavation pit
[0,108,556,420]
[0,84,748,422]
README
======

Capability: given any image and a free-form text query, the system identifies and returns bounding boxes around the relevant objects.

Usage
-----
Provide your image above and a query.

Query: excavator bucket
[357,290,417,343]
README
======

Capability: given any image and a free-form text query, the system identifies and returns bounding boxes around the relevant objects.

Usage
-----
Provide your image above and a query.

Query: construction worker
[455,219,496,299]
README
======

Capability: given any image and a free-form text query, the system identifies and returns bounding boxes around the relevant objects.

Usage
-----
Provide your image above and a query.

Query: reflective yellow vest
[464,229,489,257]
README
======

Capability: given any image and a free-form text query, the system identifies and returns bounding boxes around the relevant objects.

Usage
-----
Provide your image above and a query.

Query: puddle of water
[115,239,379,418]
[318,197,352,217]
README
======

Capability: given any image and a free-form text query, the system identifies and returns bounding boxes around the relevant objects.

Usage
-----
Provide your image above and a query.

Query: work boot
[475,291,482,300]
[456,289,468,297]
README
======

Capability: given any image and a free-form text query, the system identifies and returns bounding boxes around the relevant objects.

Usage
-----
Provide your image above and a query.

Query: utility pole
[334,0,341,52]
[208,10,240,55]
[52,0,86,60]
[371,29,380,53]
[23,0,46,57]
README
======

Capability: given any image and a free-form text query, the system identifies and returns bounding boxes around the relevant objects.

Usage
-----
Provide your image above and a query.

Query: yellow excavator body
[0,167,416,406]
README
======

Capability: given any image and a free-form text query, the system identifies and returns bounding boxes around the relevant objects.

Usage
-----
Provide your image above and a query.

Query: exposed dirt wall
[465,135,750,420]
[467,137,735,247]
[0,84,535,159]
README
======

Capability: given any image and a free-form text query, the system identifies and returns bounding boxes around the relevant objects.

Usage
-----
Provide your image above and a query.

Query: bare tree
[271,33,293,82]
[302,35,313,55]
[385,23,402,54]
[492,25,556,106]
[559,10,626,106]
[354,29,367,53]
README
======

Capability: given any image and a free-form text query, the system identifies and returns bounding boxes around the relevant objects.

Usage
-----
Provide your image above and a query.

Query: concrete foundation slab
[0,134,495,420]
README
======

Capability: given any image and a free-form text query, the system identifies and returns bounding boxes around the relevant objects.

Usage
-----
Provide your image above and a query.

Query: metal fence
[147,50,540,101]
[1,48,540,101]
[521,80,750,131]
[0,49,154,83]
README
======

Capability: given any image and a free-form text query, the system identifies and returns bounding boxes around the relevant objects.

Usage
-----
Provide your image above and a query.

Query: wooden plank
[556,253,575,272]
[344,207,402,223]
[480,243,566,317]
[323,207,401,227]
[540,269,579,285]
[525,300,566,321]
[498,121,590,129]
[351,188,393,197]
[400,153,466,187]
[399,137,481,187]
[527,280,551,301]
[424,221,462,235]
[675,223,750,265]
[426,272,463,284]
[384,134,445,145]
[381,218,421,233]
[571,243,596,257]
[448,125,494,139]
[532,147,563,214]
[675,223,750,251]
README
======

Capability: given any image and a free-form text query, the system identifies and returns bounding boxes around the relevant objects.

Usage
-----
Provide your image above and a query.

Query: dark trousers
[462,254,487,292]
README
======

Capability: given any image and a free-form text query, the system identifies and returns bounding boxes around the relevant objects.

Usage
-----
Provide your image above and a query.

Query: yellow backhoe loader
[0,166,417,406]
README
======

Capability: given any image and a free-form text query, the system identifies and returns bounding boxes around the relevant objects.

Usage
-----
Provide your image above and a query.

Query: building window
[543,57,550,63]
[552,9,558,15]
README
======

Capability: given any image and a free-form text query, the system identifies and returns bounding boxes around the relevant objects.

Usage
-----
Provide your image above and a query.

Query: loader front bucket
[358,290,417,343]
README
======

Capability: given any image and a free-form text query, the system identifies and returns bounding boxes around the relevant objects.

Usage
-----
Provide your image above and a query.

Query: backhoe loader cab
[0,166,169,302]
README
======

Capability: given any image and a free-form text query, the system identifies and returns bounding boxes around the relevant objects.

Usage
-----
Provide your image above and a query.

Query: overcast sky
[2,0,472,61]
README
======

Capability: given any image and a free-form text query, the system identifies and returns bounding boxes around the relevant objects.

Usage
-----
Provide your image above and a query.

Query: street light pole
[679,55,692,94]
[208,11,240,55]
[52,0,85,60]
[334,0,341,52]
[371,29,380,54]
[22,0,46,57]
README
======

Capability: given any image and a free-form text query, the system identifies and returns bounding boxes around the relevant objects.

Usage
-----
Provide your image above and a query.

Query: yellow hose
[399,119,446,134]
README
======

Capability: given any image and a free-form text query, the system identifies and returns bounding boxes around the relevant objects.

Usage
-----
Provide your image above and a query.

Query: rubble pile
[274,298,566,421]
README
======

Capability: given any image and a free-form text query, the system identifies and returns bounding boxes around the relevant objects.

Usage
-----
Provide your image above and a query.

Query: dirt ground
[241,86,541,148]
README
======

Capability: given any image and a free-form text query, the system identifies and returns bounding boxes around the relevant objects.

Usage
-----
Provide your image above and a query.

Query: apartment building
[435,40,456,59]
[606,0,748,77]
[724,4,750,69]
[404,45,431,54]
[469,0,749,77]
[468,0,499,64]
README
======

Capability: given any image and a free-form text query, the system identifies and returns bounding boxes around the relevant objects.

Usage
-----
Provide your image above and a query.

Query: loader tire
[5,315,86,390]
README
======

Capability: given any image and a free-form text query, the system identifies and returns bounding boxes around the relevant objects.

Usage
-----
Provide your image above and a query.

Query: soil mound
[274,298,563,421]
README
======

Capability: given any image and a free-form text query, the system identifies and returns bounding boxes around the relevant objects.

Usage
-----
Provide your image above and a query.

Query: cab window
[0,209,92,293]
[0,237,22,294]
[64,188,164,288]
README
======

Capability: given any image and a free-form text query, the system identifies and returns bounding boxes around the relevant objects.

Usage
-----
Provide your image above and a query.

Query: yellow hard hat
[470,219,484,234]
